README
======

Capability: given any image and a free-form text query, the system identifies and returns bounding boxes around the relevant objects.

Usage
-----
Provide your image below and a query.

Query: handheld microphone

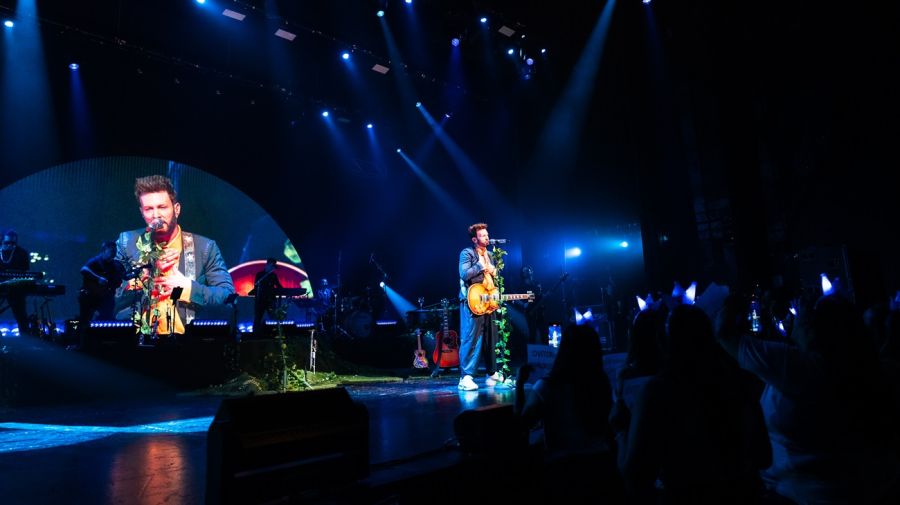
[488,238,508,245]
[146,219,165,232]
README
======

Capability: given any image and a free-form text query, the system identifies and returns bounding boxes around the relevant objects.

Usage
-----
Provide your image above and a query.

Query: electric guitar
[467,284,535,316]
[413,328,428,369]
[432,298,460,368]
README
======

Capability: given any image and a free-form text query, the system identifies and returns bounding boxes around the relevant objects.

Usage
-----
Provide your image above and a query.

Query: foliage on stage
[491,245,512,380]
[132,231,166,336]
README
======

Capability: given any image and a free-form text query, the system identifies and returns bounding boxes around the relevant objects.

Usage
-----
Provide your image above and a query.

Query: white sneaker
[485,372,504,387]
[458,375,478,391]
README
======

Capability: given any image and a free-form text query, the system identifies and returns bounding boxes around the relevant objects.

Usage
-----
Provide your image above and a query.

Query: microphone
[488,238,508,245]
[146,219,165,232]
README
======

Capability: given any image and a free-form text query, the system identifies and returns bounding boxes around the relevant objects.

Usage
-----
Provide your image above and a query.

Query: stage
[0,331,626,504]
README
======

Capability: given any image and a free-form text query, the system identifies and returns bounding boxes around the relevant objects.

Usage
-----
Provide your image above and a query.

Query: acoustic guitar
[432,298,459,368]
[413,328,428,369]
[467,284,535,316]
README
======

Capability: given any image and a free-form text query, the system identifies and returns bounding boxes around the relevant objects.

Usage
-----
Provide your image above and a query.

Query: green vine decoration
[132,231,167,336]
[491,246,512,379]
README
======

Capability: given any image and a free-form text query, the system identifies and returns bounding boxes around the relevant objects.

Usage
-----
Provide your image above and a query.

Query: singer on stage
[251,257,282,336]
[115,175,234,335]
[457,222,501,391]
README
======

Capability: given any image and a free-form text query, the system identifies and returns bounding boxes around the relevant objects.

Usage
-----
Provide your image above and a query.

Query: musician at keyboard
[250,258,282,336]
[1,229,32,334]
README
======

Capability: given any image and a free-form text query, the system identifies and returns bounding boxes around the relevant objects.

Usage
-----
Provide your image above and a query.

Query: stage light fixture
[274,29,296,41]
[379,281,386,288]
[396,148,402,153]
[619,241,629,248]
[526,58,534,66]
[3,20,13,28]
[565,247,582,259]
[451,38,460,47]
[405,0,412,4]
[498,25,515,37]
[341,52,350,60]
[507,48,514,55]
[222,9,246,21]
[643,0,652,4]
[480,17,487,24]
[415,101,421,107]
[69,63,79,71]
[366,123,373,129]
[541,48,547,54]
[321,110,329,117]
[195,0,206,4]
[377,10,385,17]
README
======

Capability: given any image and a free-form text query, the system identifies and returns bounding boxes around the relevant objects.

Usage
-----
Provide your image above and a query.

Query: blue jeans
[458,302,497,377]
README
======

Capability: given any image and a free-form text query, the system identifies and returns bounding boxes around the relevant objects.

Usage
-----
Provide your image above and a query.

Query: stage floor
[0,373,515,504]
[0,333,626,504]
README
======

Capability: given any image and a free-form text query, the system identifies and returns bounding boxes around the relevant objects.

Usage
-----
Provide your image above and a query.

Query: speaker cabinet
[206,387,369,504]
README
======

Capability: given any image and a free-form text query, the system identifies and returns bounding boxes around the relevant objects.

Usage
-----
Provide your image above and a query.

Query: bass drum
[344,310,373,339]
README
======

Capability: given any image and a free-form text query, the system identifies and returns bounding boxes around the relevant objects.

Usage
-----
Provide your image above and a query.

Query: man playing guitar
[457,223,501,391]
[76,240,126,347]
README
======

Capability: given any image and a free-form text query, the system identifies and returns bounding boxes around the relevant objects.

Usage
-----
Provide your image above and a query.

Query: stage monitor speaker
[205,387,369,505]
[453,404,526,456]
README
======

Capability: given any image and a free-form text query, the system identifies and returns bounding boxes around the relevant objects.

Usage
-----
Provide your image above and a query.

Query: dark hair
[626,308,664,375]
[134,175,177,205]
[2,229,18,241]
[467,223,488,238]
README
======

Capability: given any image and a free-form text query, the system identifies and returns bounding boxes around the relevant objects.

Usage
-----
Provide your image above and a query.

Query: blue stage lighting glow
[341,52,350,60]
[451,38,460,47]
[415,101,421,107]
[564,247,582,259]
[405,0,412,4]
[507,48,514,55]
[480,17,487,24]
[68,63,79,71]
[3,20,13,28]
[0,417,214,453]
[526,58,534,66]
[379,281,385,288]
[541,48,547,54]
[619,241,629,248]
[321,110,329,117]
[195,0,206,4]
[366,123,373,129]
[820,273,834,295]
[643,0,652,4]
[377,10,385,17]
[396,148,402,153]
[444,113,451,119]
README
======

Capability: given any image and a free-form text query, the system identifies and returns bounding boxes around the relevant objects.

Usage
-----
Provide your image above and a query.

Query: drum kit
[316,280,379,340]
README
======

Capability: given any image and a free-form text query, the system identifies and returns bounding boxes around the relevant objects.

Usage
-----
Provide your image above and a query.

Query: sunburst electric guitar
[467,284,535,316]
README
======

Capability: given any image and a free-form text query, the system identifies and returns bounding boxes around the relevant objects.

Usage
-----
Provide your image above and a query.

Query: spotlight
[341,52,350,60]
[526,58,534,66]
[541,48,547,54]
[444,113,451,119]
[379,281,385,288]
[507,48,514,55]
[415,101,421,108]
[68,63,80,71]
[366,123,373,129]
[396,148,402,153]
[480,17,487,24]
[321,111,329,118]
[3,20,13,28]
[619,241,629,248]
[820,273,834,295]
[195,0,206,4]
[451,38,460,47]
[565,247,582,259]
[643,0,652,4]
[405,0,412,4]
[376,10,385,17]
